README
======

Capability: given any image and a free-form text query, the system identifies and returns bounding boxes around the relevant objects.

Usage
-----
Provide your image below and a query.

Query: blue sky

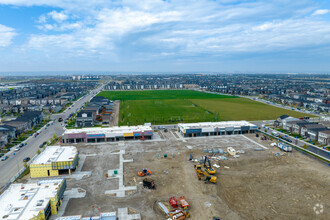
[0,0,330,73]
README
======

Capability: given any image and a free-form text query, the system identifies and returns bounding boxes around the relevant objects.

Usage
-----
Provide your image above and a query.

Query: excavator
[194,165,217,184]
[203,156,216,175]
[138,168,152,177]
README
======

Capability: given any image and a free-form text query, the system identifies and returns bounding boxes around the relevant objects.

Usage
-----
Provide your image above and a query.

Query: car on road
[23,157,30,162]
[39,141,47,148]
[19,143,24,148]
[1,156,9,161]
[14,146,21,151]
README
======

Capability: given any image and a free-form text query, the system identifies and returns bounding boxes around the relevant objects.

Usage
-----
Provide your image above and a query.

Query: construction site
[55,129,330,220]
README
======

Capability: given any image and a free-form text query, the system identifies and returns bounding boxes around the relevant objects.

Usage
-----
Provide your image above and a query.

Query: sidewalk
[260,128,330,163]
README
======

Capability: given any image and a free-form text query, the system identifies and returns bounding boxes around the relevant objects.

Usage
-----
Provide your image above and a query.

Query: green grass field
[97,90,314,125]
[98,90,234,100]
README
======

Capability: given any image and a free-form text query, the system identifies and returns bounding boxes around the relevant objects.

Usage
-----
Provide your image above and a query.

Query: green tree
[303,144,307,149]
[37,149,41,154]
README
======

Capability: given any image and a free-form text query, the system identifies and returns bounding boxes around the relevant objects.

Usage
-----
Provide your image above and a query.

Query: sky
[0,0,330,73]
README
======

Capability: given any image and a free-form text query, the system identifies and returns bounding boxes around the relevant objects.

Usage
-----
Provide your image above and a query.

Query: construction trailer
[277,142,293,152]
[30,145,79,178]
[178,121,257,137]
[0,179,66,220]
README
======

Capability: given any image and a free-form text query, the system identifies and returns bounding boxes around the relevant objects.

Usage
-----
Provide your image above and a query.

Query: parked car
[14,147,21,151]
[23,157,30,162]
[1,156,9,161]
[39,141,47,148]
[19,143,24,148]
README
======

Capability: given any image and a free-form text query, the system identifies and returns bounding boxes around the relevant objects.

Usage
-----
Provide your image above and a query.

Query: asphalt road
[240,96,323,118]
[0,85,104,189]
[259,124,330,161]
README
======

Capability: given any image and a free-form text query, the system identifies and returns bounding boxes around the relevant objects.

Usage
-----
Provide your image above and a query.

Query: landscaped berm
[97,90,313,126]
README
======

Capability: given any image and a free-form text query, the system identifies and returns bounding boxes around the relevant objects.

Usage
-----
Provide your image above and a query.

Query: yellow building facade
[0,179,66,220]
[30,146,79,178]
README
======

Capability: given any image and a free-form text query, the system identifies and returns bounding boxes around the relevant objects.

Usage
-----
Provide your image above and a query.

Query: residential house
[308,127,329,141]
[282,117,299,130]
[76,111,93,127]
[291,121,313,135]
[15,111,43,129]
[3,120,30,134]
[318,130,330,145]
[285,120,303,134]
[300,124,327,138]
[0,125,17,141]
[0,133,8,149]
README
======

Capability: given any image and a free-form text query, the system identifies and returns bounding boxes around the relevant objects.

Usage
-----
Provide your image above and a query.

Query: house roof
[0,124,16,131]
[279,115,290,119]
[303,124,327,129]
[319,130,330,135]
[308,128,329,132]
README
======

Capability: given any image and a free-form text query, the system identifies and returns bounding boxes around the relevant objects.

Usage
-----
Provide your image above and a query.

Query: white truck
[272,131,279,137]
[277,142,292,152]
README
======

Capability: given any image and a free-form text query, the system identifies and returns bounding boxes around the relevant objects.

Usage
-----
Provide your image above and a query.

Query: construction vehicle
[169,197,178,208]
[194,165,204,180]
[138,168,151,177]
[202,171,217,184]
[169,209,186,220]
[194,165,217,184]
[143,178,155,189]
[179,196,190,217]
[203,156,216,175]
[178,196,189,209]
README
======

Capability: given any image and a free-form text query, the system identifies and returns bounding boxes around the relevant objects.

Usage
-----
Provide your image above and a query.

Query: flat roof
[178,121,256,129]
[57,212,116,220]
[32,146,78,165]
[63,125,152,134]
[0,179,64,220]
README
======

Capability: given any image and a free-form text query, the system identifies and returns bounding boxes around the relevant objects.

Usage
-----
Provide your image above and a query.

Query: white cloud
[28,7,182,53]
[2,0,330,61]
[48,10,69,22]
[0,24,16,47]
[312,9,329,16]
[38,10,69,24]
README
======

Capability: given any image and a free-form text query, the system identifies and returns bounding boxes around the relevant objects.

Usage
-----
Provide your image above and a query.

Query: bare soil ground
[110,100,120,126]
[62,132,330,220]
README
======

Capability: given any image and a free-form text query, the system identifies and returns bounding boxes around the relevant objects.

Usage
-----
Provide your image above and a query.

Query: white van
[272,131,279,137]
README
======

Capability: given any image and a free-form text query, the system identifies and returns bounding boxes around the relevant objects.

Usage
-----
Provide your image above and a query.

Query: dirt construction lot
[62,132,330,220]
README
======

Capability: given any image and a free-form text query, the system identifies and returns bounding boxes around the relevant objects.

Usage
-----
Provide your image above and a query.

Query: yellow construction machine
[202,171,217,184]
[203,156,216,175]
[194,165,217,184]
[194,165,204,180]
